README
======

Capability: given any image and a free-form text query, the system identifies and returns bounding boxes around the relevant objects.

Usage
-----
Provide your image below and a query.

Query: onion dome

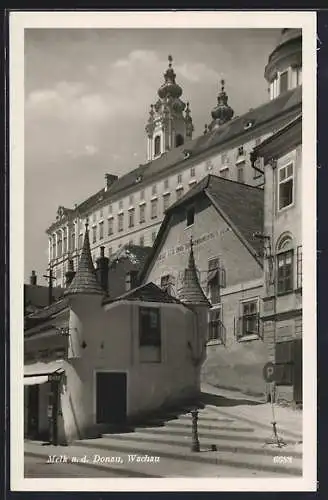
[177,237,210,306]
[158,55,183,99]
[210,79,234,126]
[65,221,103,296]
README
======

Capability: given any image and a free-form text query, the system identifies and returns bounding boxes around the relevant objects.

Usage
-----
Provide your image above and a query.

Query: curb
[25,451,158,478]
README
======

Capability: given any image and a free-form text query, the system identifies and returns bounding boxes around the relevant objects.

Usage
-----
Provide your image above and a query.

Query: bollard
[191,409,200,452]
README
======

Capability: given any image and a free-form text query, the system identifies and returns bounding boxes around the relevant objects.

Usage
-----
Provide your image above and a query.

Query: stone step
[162,419,255,433]
[127,425,293,444]
[103,429,302,459]
[204,405,302,440]
[74,437,302,476]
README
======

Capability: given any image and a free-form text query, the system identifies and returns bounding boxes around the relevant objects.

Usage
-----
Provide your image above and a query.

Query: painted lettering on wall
[157,228,229,262]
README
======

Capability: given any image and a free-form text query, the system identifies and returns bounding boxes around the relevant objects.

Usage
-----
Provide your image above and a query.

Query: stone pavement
[25,385,302,479]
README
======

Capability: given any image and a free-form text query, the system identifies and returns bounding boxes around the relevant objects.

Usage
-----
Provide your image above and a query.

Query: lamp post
[191,409,200,452]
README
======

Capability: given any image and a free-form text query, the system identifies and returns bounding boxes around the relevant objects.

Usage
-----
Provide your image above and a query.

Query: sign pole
[262,363,286,448]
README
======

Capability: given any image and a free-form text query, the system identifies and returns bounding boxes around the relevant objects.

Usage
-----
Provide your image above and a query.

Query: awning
[24,375,49,386]
[24,360,65,386]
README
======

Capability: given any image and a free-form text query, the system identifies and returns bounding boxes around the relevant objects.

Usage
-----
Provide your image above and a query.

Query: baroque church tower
[145,55,194,162]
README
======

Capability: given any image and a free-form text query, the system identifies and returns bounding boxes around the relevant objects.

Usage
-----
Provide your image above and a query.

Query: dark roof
[177,241,210,306]
[24,297,70,331]
[205,175,264,259]
[24,284,64,312]
[139,174,264,282]
[107,244,152,299]
[103,281,189,307]
[251,114,302,160]
[47,86,301,225]
[65,226,104,296]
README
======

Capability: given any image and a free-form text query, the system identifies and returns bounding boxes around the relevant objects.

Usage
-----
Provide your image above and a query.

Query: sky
[24,28,281,285]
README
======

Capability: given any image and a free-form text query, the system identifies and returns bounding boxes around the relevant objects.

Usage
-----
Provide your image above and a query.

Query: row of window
[88,144,259,224]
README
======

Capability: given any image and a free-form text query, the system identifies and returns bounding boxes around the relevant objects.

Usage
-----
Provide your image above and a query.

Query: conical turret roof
[64,222,104,296]
[177,238,210,306]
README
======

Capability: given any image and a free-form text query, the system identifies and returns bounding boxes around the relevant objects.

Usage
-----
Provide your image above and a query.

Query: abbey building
[46,29,302,290]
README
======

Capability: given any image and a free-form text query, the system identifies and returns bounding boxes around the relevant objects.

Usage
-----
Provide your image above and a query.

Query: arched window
[276,234,294,295]
[154,135,161,157]
[175,134,184,147]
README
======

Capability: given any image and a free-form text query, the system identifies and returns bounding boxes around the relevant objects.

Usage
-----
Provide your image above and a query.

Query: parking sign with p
[263,362,276,383]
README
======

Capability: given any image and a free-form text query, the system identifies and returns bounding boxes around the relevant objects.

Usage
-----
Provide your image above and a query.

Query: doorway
[26,385,39,439]
[96,372,127,425]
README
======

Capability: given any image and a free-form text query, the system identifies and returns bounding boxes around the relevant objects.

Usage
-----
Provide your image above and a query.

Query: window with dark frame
[63,230,67,254]
[297,245,302,289]
[277,250,294,294]
[99,221,104,240]
[237,299,260,339]
[164,178,169,190]
[278,163,294,210]
[152,184,157,196]
[128,208,135,228]
[163,193,171,211]
[139,235,144,247]
[190,167,195,178]
[71,233,75,252]
[177,173,182,184]
[186,206,195,227]
[279,71,288,94]
[139,307,161,347]
[154,135,161,157]
[176,187,184,200]
[237,165,244,183]
[139,204,146,223]
[118,213,124,232]
[238,145,244,156]
[107,217,113,236]
[92,226,97,244]
[57,234,62,257]
[208,308,225,344]
[151,199,158,219]
[207,257,226,304]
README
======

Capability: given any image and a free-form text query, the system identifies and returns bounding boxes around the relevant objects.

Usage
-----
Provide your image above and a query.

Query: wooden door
[27,385,39,438]
[96,372,127,425]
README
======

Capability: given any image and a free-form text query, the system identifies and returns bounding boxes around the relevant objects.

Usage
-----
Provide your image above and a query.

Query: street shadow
[201,391,263,408]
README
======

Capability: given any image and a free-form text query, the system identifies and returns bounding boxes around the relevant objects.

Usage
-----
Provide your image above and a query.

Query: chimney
[125,270,139,291]
[65,256,75,287]
[96,246,109,294]
[30,270,37,286]
[105,173,118,191]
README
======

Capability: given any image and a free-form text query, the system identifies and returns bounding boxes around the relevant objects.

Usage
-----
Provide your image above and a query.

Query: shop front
[24,360,64,444]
